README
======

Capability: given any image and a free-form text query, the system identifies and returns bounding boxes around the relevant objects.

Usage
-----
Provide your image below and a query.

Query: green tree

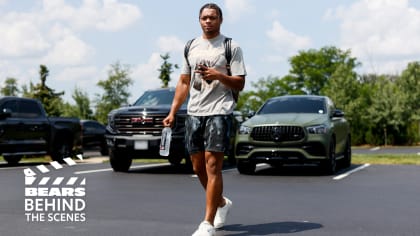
[158,53,178,88]
[1,77,20,96]
[237,75,290,112]
[30,65,64,116]
[397,61,420,143]
[364,75,405,145]
[95,61,133,124]
[322,64,368,144]
[62,87,94,119]
[287,46,360,95]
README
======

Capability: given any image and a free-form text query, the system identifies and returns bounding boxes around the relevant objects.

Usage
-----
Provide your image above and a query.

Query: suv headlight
[306,124,328,134]
[238,125,251,135]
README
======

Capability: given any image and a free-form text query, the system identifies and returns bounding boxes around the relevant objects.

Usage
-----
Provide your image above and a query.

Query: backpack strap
[223,37,232,76]
[184,39,195,70]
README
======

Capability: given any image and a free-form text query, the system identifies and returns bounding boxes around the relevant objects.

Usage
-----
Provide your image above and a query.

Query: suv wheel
[322,139,336,175]
[237,160,256,175]
[342,136,352,168]
[109,149,132,172]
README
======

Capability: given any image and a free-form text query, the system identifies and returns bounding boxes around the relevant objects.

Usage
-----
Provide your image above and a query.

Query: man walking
[163,3,246,236]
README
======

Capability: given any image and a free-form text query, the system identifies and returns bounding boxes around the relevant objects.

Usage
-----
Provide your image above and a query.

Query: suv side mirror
[332,109,345,118]
[247,111,256,118]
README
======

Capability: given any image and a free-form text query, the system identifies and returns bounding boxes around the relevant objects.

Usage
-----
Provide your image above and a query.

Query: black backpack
[183,37,240,102]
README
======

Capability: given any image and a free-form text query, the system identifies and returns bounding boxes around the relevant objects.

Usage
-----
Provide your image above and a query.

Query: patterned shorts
[185,115,232,155]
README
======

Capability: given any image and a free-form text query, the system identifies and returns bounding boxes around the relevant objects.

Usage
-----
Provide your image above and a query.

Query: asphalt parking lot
[1,153,420,236]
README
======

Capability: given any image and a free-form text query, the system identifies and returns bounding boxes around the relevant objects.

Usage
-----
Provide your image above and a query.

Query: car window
[133,90,175,106]
[133,90,188,107]
[1,100,18,115]
[17,100,44,118]
[258,97,326,114]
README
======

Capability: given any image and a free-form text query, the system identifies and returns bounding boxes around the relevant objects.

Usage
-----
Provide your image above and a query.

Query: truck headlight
[238,125,251,135]
[107,114,115,130]
[306,124,328,134]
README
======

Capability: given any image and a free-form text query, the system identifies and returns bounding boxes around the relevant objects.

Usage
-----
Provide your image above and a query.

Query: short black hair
[199,3,223,20]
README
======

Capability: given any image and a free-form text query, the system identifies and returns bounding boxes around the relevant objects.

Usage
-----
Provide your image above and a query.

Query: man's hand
[162,114,175,128]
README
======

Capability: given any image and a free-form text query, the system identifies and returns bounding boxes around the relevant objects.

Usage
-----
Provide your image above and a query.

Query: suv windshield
[258,97,326,114]
[133,90,175,106]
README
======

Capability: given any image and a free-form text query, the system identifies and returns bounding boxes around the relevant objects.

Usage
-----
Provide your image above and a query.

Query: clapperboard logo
[23,155,87,223]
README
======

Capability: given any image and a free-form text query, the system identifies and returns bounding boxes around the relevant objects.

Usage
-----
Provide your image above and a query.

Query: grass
[352,154,420,165]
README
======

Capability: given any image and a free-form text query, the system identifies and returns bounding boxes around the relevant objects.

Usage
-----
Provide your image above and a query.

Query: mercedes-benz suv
[234,95,351,175]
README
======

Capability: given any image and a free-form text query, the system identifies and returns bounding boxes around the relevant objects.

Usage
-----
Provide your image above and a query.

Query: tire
[237,160,256,175]
[100,141,109,156]
[342,136,352,169]
[3,155,23,165]
[226,146,236,166]
[51,138,73,163]
[322,138,336,175]
[109,149,132,172]
[168,154,183,165]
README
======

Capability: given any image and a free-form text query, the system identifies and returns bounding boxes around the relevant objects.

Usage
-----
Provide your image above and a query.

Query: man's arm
[163,74,190,127]
[197,66,245,91]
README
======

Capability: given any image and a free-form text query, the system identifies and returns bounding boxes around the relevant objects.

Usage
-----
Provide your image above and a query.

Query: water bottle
[159,127,172,156]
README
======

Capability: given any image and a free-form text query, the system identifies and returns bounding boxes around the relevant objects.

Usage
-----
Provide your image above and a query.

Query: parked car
[81,120,108,156]
[234,95,351,175]
[0,96,82,165]
[105,88,238,172]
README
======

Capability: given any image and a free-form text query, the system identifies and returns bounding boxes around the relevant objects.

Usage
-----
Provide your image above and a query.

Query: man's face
[199,8,222,36]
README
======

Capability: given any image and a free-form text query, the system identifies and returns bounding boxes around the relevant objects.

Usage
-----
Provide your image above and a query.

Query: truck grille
[251,125,305,142]
[113,114,166,135]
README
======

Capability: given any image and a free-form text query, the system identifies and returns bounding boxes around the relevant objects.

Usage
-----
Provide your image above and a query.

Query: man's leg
[191,151,207,189]
[203,151,224,224]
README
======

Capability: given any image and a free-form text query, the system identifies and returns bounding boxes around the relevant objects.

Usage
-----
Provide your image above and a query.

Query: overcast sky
[1,0,419,104]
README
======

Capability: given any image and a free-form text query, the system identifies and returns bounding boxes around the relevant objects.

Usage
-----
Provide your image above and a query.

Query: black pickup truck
[106,88,238,172]
[0,96,82,165]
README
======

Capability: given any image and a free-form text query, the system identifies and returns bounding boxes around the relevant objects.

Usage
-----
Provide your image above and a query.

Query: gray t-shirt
[181,34,247,116]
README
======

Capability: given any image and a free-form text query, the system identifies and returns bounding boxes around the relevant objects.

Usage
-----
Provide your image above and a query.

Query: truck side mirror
[0,108,12,119]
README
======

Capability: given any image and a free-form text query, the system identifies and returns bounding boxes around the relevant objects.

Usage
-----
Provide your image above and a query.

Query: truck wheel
[322,139,336,175]
[100,141,109,156]
[51,138,72,163]
[109,149,132,172]
[237,160,256,175]
[3,155,23,165]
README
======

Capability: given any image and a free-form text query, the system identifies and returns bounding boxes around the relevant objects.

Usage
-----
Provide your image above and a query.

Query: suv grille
[113,114,165,135]
[251,126,305,142]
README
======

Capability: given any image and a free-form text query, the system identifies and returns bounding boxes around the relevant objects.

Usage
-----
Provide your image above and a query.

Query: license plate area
[134,140,148,150]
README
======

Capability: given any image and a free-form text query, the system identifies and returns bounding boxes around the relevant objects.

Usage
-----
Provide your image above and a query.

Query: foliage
[61,87,94,119]
[28,65,65,116]
[158,53,178,88]
[237,75,290,112]
[287,46,360,95]
[95,61,133,124]
[0,78,20,96]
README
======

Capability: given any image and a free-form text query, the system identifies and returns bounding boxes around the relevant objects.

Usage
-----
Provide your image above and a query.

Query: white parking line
[333,163,370,180]
[74,163,170,175]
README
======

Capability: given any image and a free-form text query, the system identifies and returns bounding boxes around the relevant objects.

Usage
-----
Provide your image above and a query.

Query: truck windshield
[133,90,175,106]
[258,97,326,114]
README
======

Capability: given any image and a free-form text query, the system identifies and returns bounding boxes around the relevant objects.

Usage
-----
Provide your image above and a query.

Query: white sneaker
[192,221,215,236]
[214,196,232,229]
